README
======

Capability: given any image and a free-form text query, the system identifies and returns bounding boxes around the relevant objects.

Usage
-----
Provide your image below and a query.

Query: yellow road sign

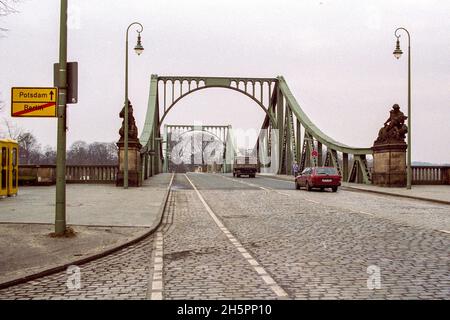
[11,87,58,117]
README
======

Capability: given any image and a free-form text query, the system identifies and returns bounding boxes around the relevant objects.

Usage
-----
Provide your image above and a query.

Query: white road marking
[148,173,175,300]
[220,175,269,191]
[185,174,289,298]
[359,211,374,216]
[149,231,164,300]
[220,175,292,197]
[276,191,291,196]
[222,174,330,204]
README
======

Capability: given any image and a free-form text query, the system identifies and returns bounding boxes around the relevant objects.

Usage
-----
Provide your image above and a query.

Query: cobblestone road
[0,236,153,299]
[1,173,449,300]
[160,175,278,299]
[251,175,450,231]
[187,173,450,300]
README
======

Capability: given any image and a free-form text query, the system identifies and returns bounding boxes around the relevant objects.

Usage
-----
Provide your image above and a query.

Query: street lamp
[124,22,144,189]
[393,27,412,190]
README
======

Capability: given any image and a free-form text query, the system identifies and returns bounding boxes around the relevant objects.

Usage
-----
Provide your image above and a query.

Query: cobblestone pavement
[187,173,450,300]
[0,236,153,300]
[251,175,450,232]
[1,173,449,300]
[161,174,278,299]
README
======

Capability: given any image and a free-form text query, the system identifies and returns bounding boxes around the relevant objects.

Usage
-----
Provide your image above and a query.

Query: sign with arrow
[11,87,58,117]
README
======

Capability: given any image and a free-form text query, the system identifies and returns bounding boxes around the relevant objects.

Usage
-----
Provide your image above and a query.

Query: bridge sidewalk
[0,173,173,286]
[258,173,450,205]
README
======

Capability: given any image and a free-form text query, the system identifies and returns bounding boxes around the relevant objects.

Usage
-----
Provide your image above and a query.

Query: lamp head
[393,38,403,59]
[134,32,144,56]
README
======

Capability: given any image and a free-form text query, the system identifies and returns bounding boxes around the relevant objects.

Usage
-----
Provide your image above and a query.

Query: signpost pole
[55,0,68,235]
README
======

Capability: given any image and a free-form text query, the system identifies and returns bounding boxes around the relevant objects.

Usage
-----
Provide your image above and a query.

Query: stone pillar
[371,104,408,187]
[116,141,142,187]
[372,143,407,187]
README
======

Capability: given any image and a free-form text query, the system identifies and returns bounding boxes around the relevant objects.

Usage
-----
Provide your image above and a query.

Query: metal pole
[55,0,67,235]
[395,27,412,189]
[164,124,168,173]
[407,36,412,190]
[202,128,204,170]
[124,27,129,189]
[124,22,143,188]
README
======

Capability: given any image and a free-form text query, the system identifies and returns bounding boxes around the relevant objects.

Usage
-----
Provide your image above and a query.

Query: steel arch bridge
[163,124,237,173]
[140,75,373,183]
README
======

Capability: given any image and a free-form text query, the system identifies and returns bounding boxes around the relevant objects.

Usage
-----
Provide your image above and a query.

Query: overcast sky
[0,0,449,163]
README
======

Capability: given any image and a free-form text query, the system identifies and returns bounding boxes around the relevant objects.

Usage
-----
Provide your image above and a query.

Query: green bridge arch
[139,75,373,184]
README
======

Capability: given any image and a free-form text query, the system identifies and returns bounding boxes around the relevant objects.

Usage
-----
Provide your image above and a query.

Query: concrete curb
[0,173,175,291]
[257,174,450,206]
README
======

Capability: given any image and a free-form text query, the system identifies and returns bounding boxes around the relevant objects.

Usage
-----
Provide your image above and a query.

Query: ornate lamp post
[393,27,412,189]
[124,22,144,189]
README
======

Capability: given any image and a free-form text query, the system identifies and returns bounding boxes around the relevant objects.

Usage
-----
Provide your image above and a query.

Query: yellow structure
[0,141,5,198]
[0,139,19,198]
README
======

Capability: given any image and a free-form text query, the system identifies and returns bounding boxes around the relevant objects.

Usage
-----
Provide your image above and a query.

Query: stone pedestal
[116,141,142,187]
[372,143,407,187]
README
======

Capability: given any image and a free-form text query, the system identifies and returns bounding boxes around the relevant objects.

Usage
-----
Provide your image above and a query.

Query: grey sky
[0,0,449,163]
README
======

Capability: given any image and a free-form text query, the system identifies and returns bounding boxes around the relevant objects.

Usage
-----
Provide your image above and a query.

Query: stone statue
[374,104,408,145]
[119,100,139,142]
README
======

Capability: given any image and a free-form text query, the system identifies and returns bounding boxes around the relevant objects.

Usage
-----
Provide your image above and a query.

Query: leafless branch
[0,0,19,16]
[0,0,21,36]
[0,117,24,140]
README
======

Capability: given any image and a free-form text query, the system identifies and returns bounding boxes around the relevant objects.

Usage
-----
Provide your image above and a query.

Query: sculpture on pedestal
[118,100,139,143]
[374,104,408,145]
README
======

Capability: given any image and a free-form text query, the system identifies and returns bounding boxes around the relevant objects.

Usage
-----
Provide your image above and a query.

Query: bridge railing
[19,165,118,185]
[412,166,450,185]
[66,165,118,183]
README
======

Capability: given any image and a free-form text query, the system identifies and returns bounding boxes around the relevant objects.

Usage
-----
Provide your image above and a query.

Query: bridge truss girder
[140,75,277,179]
[140,75,373,184]
[163,124,235,173]
[258,76,373,183]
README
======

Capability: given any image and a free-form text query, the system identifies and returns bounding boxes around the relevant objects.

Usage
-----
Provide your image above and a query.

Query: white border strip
[221,175,292,197]
[148,173,175,300]
[184,174,288,298]
[150,231,164,300]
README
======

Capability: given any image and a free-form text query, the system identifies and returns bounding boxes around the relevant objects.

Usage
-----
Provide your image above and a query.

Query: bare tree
[0,117,23,140]
[105,142,119,163]
[0,0,20,34]
[41,145,56,164]
[0,0,19,15]
[67,141,118,165]
[67,140,89,165]
[0,118,43,164]
[17,131,41,164]
[1,120,119,165]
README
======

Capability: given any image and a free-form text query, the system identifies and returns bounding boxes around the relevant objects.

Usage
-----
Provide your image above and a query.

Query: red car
[295,167,341,192]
